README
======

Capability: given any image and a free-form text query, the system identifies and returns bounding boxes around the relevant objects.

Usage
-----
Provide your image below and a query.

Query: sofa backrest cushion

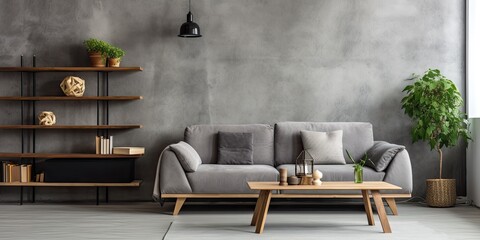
[185,124,274,166]
[274,122,374,165]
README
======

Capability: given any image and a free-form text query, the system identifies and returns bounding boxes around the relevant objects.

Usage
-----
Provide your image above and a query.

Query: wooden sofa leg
[385,198,398,215]
[173,198,186,216]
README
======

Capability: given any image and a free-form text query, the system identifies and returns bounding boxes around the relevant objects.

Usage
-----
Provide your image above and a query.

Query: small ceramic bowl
[287,175,300,185]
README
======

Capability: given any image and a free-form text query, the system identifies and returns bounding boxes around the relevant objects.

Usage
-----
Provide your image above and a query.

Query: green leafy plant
[346,149,373,171]
[83,38,110,54]
[401,69,471,179]
[106,46,126,59]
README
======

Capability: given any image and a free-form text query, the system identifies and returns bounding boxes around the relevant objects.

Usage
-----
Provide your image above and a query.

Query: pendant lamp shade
[178,0,202,38]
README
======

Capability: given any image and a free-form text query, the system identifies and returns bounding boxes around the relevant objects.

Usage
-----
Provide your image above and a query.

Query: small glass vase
[354,167,363,183]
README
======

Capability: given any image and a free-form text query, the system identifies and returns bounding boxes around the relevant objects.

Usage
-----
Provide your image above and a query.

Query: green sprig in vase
[346,149,373,184]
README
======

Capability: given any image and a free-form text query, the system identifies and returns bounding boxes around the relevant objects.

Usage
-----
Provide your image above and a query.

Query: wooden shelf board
[0,180,142,187]
[0,96,143,101]
[0,125,143,129]
[0,153,144,159]
[0,67,143,72]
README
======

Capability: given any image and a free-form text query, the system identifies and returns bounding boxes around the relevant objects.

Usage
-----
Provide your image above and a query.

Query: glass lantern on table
[295,150,315,185]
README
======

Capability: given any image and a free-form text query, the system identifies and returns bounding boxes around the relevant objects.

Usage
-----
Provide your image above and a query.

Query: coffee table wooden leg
[255,190,272,234]
[251,191,266,226]
[371,190,392,233]
[361,190,375,226]
[385,198,398,215]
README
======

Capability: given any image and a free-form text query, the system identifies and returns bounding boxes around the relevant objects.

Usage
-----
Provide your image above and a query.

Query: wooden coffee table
[248,181,402,234]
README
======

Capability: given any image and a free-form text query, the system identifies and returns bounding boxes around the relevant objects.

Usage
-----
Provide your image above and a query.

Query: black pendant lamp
[178,0,202,38]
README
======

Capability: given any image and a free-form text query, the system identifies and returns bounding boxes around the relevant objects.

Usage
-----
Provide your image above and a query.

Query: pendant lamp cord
[189,0,191,12]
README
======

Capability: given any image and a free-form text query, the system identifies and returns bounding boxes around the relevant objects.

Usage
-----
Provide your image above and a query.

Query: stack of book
[95,135,145,155]
[112,147,145,155]
[2,162,32,183]
[95,136,113,154]
[35,172,45,182]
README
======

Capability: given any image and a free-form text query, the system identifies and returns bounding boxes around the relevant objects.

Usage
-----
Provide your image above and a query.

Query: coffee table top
[248,181,401,190]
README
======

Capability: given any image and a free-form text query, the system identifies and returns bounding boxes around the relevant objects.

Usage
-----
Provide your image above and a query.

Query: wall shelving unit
[0,56,144,205]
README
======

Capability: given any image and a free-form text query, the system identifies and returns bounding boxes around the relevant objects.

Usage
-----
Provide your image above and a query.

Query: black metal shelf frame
[7,56,115,205]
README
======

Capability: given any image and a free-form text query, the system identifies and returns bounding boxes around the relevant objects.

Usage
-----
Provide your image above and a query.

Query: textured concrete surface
[0,203,480,239]
[0,0,466,201]
[467,119,480,206]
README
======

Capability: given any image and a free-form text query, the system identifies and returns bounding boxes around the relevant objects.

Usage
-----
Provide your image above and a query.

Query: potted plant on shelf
[83,38,109,67]
[401,69,471,207]
[106,46,125,67]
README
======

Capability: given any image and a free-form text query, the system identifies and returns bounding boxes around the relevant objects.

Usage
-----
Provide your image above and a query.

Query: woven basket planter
[425,179,456,207]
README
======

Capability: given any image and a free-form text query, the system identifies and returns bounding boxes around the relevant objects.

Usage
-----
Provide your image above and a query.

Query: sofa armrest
[383,149,413,194]
[155,149,193,199]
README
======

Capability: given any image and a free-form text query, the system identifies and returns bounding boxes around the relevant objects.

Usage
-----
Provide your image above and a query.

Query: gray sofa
[154,122,413,215]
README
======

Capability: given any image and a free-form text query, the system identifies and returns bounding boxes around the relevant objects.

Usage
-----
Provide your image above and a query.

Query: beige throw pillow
[300,130,346,165]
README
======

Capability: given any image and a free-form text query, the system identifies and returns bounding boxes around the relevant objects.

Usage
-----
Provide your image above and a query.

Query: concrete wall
[467,0,480,207]
[0,0,466,201]
[467,119,480,206]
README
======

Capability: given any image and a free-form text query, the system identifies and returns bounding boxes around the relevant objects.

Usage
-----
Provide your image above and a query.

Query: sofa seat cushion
[277,164,385,182]
[187,164,279,193]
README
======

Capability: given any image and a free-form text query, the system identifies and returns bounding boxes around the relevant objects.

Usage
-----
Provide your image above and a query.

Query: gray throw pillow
[366,141,405,172]
[300,130,346,165]
[170,141,202,172]
[217,132,254,165]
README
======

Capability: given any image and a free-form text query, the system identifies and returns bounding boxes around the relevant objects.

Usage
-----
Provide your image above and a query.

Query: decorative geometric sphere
[38,111,56,126]
[60,76,85,97]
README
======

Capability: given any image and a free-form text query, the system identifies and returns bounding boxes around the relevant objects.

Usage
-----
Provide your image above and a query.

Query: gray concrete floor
[0,202,479,239]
